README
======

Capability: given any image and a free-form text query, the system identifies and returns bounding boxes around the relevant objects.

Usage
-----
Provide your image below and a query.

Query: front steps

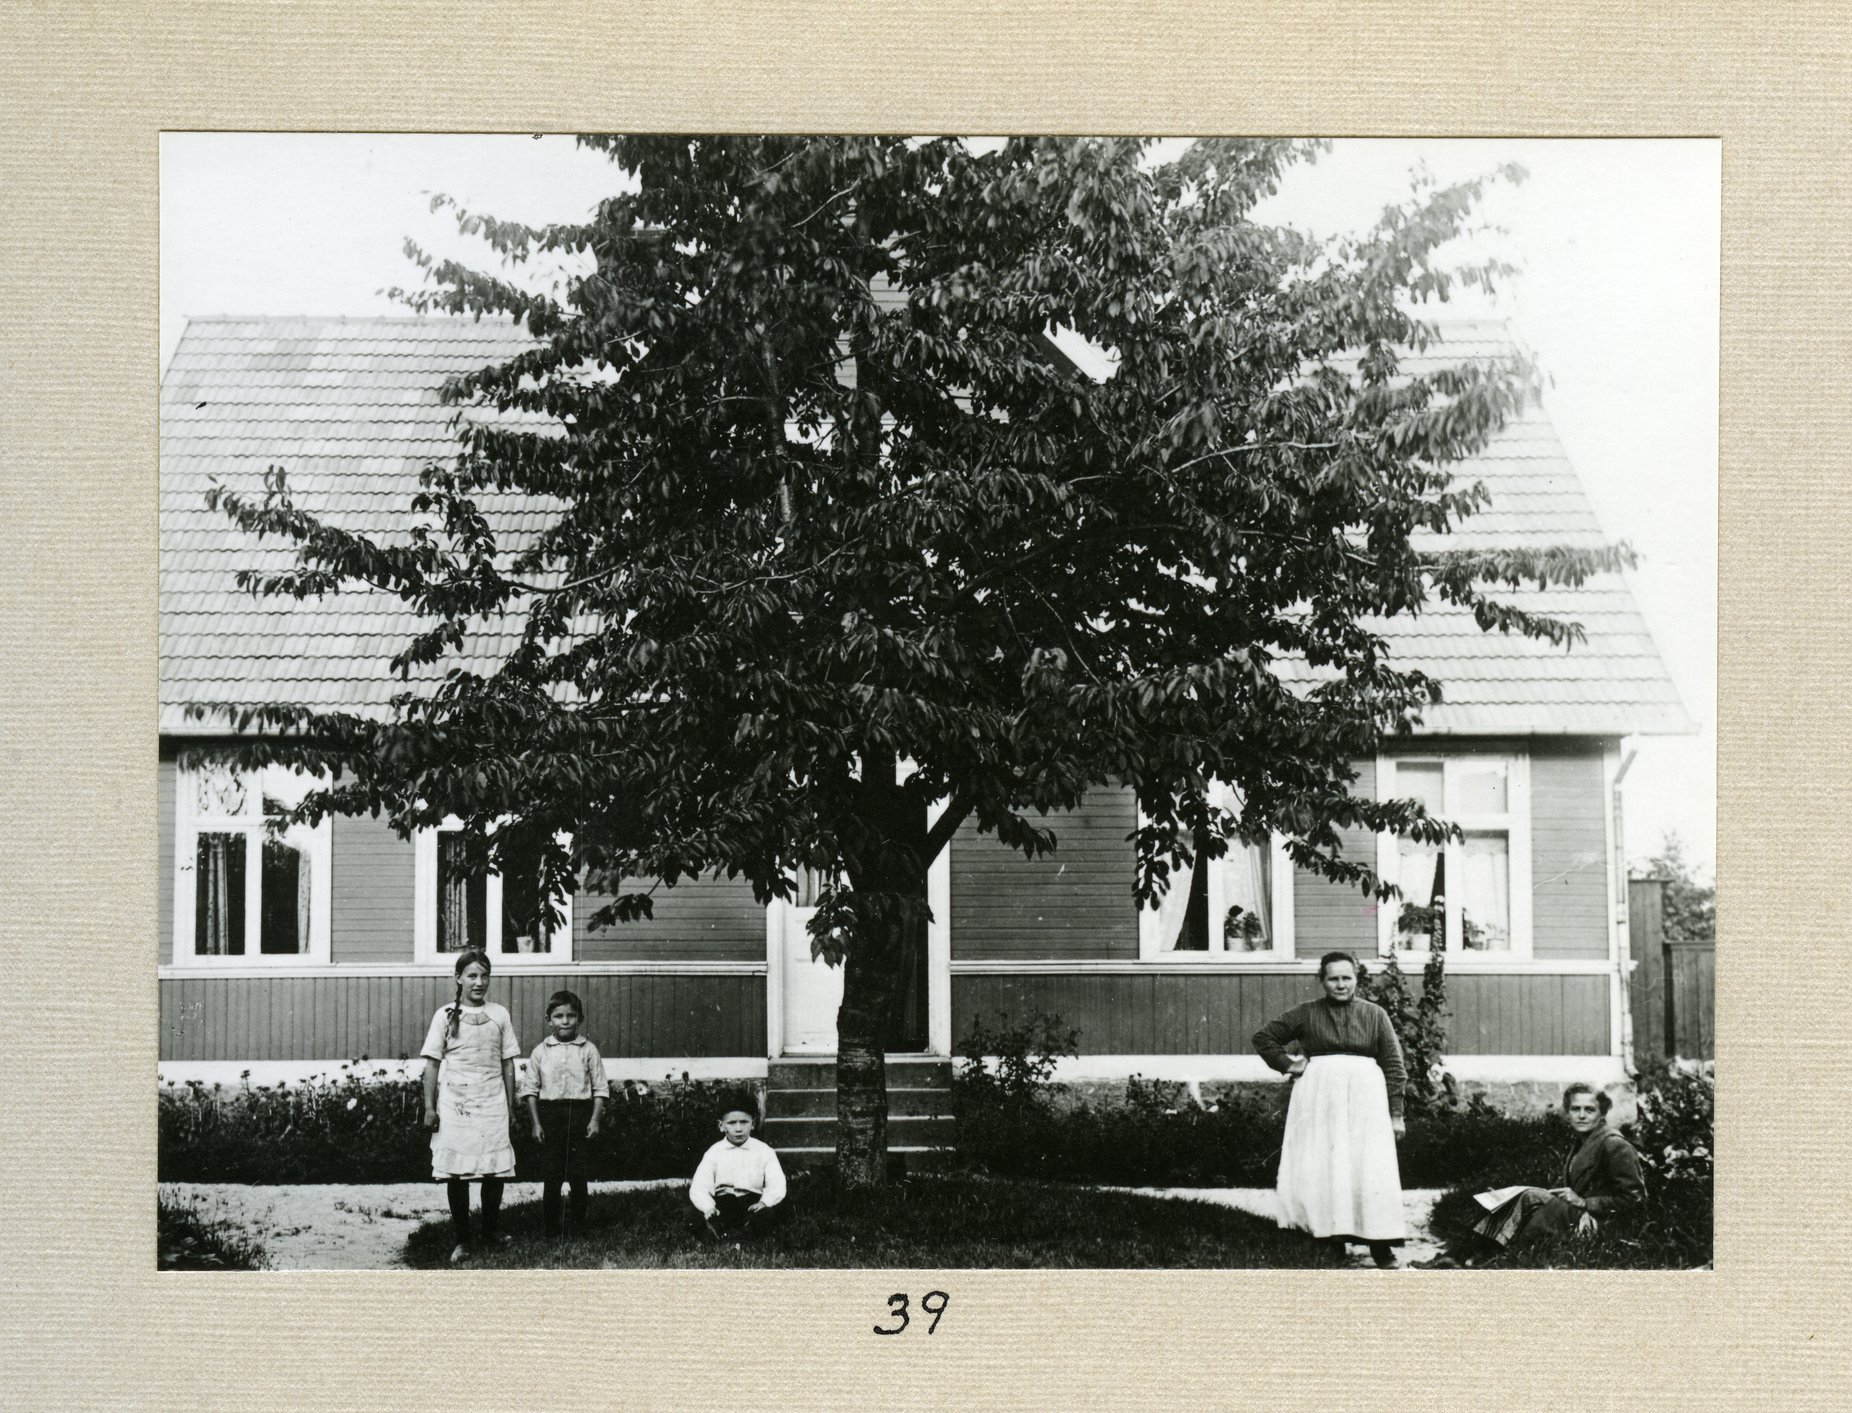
[763,1056,955,1167]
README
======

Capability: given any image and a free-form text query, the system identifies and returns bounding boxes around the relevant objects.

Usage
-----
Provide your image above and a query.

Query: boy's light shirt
[516,1032,608,1100]
[689,1136,788,1214]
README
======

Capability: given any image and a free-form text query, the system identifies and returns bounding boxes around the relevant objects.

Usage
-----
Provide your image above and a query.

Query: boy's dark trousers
[701,1187,783,1238]
[537,1098,595,1236]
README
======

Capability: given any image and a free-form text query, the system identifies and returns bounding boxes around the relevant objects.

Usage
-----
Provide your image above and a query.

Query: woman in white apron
[1254,951,1408,1267]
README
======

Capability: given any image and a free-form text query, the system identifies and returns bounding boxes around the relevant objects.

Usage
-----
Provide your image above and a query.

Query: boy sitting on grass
[690,1098,787,1240]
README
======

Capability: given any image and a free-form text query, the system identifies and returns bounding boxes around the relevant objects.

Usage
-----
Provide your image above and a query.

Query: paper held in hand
[1475,1185,1532,1210]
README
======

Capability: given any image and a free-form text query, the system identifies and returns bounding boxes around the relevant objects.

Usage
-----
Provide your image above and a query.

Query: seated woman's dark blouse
[1563,1122,1647,1216]
[1473,1120,1646,1250]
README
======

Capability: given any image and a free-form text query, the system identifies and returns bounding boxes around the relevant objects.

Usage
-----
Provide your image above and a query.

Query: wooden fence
[1628,876,1715,1062]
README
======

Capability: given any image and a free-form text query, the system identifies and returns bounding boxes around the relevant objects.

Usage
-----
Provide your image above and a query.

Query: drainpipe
[1613,747,1639,1075]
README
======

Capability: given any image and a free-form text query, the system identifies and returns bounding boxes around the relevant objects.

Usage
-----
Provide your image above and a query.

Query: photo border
[0,2,1828,1406]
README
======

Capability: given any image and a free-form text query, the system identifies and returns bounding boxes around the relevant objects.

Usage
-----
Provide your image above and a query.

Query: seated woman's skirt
[1275,1054,1406,1241]
[1472,1187,1581,1248]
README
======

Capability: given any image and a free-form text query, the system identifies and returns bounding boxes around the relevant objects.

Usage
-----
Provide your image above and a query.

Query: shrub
[1395,1094,1568,1189]
[1357,948,1451,1115]
[954,1010,1078,1111]
[949,1010,1566,1191]
[158,1196,269,1270]
[1426,1061,1713,1269]
[158,1064,741,1185]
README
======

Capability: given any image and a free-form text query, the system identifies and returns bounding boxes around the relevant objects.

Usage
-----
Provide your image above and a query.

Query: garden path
[1121,1186,1445,1268]
[162,1180,1443,1270]
[159,1179,681,1270]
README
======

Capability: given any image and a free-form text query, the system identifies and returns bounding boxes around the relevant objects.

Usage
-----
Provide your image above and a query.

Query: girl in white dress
[421,949,521,1262]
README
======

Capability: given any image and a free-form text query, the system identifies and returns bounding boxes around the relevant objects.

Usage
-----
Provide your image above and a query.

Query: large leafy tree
[205,136,1628,1186]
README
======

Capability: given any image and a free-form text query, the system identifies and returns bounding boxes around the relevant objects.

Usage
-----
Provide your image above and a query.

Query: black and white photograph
[155,132,1716,1273]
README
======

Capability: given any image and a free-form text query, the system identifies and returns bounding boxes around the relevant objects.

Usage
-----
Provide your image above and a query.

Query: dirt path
[159,1180,680,1270]
[163,1179,1442,1270]
[1123,1186,1445,1267]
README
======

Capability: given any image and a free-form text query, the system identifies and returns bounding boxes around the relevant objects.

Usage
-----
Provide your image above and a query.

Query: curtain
[438,835,482,953]
[1225,840,1272,950]
[1459,833,1511,951]
[195,832,244,956]
[1154,850,1196,952]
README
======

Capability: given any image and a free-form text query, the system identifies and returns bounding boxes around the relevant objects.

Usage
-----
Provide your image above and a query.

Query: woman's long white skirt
[1275,1054,1406,1241]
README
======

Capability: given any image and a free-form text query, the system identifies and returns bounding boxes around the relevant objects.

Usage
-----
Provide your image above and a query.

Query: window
[1376,753,1532,958]
[172,763,331,964]
[1138,785,1295,960]
[414,820,573,964]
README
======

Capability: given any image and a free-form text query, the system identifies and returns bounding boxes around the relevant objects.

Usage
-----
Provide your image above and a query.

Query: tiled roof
[160,315,1692,738]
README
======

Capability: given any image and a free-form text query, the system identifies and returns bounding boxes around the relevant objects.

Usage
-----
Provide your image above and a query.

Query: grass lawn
[158,1196,270,1271]
[402,1172,1349,1270]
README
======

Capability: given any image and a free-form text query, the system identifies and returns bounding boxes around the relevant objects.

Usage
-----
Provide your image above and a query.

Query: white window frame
[1136,784,1296,962]
[172,763,332,967]
[413,818,574,966]
[1375,752,1533,962]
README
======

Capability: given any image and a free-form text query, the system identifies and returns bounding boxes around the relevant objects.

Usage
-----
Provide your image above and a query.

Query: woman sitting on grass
[1418,1081,1646,1268]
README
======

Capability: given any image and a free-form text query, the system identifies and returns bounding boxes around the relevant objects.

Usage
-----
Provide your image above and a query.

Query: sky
[161,134,1718,873]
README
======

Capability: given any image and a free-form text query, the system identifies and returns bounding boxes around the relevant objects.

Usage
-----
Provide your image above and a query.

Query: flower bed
[158,1063,742,1185]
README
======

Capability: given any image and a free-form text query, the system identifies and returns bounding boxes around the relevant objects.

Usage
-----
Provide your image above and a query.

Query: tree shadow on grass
[402,1171,1350,1270]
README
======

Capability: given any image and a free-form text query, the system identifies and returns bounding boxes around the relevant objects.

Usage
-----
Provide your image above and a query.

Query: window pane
[193,765,247,818]
[793,866,825,909]
[1460,833,1511,951]
[1221,840,1272,951]
[1455,760,1509,815]
[437,834,487,954]
[1397,761,1445,814]
[1395,840,1444,950]
[497,833,557,955]
[260,837,309,954]
[194,832,246,956]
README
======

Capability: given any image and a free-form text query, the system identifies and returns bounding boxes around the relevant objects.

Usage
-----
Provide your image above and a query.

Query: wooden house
[159,314,1692,1124]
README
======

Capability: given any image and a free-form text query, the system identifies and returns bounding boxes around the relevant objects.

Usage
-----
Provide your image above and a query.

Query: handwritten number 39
[874,1291,949,1335]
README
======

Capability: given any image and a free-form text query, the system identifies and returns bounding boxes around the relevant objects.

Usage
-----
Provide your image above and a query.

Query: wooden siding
[157,756,176,966]
[575,873,766,962]
[158,971,765,1062]
[1528,744,1610,958]
[1292,758,1379,956]
[950,786,1138,960]
[953,970,1608,1056]
[330,812,415,963]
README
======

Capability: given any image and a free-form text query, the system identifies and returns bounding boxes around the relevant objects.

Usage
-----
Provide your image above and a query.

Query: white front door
[777,873,843,1054]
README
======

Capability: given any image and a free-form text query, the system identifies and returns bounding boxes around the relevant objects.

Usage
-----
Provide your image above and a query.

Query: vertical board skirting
[158,973,767,1062]
[950,970,1609,1057]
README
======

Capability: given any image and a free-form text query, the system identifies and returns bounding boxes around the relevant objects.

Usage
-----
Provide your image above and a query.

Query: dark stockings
[446,1178,505,1248]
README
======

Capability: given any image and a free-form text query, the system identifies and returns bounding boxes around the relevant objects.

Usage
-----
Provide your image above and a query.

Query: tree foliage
[196,136,1633,1182]
[1636,831,1715,945]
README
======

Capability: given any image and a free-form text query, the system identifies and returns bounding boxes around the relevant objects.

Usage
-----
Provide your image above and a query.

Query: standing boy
[519,990,607,1238]
[690,1099,788,1239]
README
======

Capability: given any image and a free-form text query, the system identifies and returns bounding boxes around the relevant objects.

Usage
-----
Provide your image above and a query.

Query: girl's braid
[446,974,465,1045]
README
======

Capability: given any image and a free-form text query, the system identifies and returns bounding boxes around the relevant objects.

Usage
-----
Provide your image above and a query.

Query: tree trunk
[832,748,930,1189]
[835,915,902,1189]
